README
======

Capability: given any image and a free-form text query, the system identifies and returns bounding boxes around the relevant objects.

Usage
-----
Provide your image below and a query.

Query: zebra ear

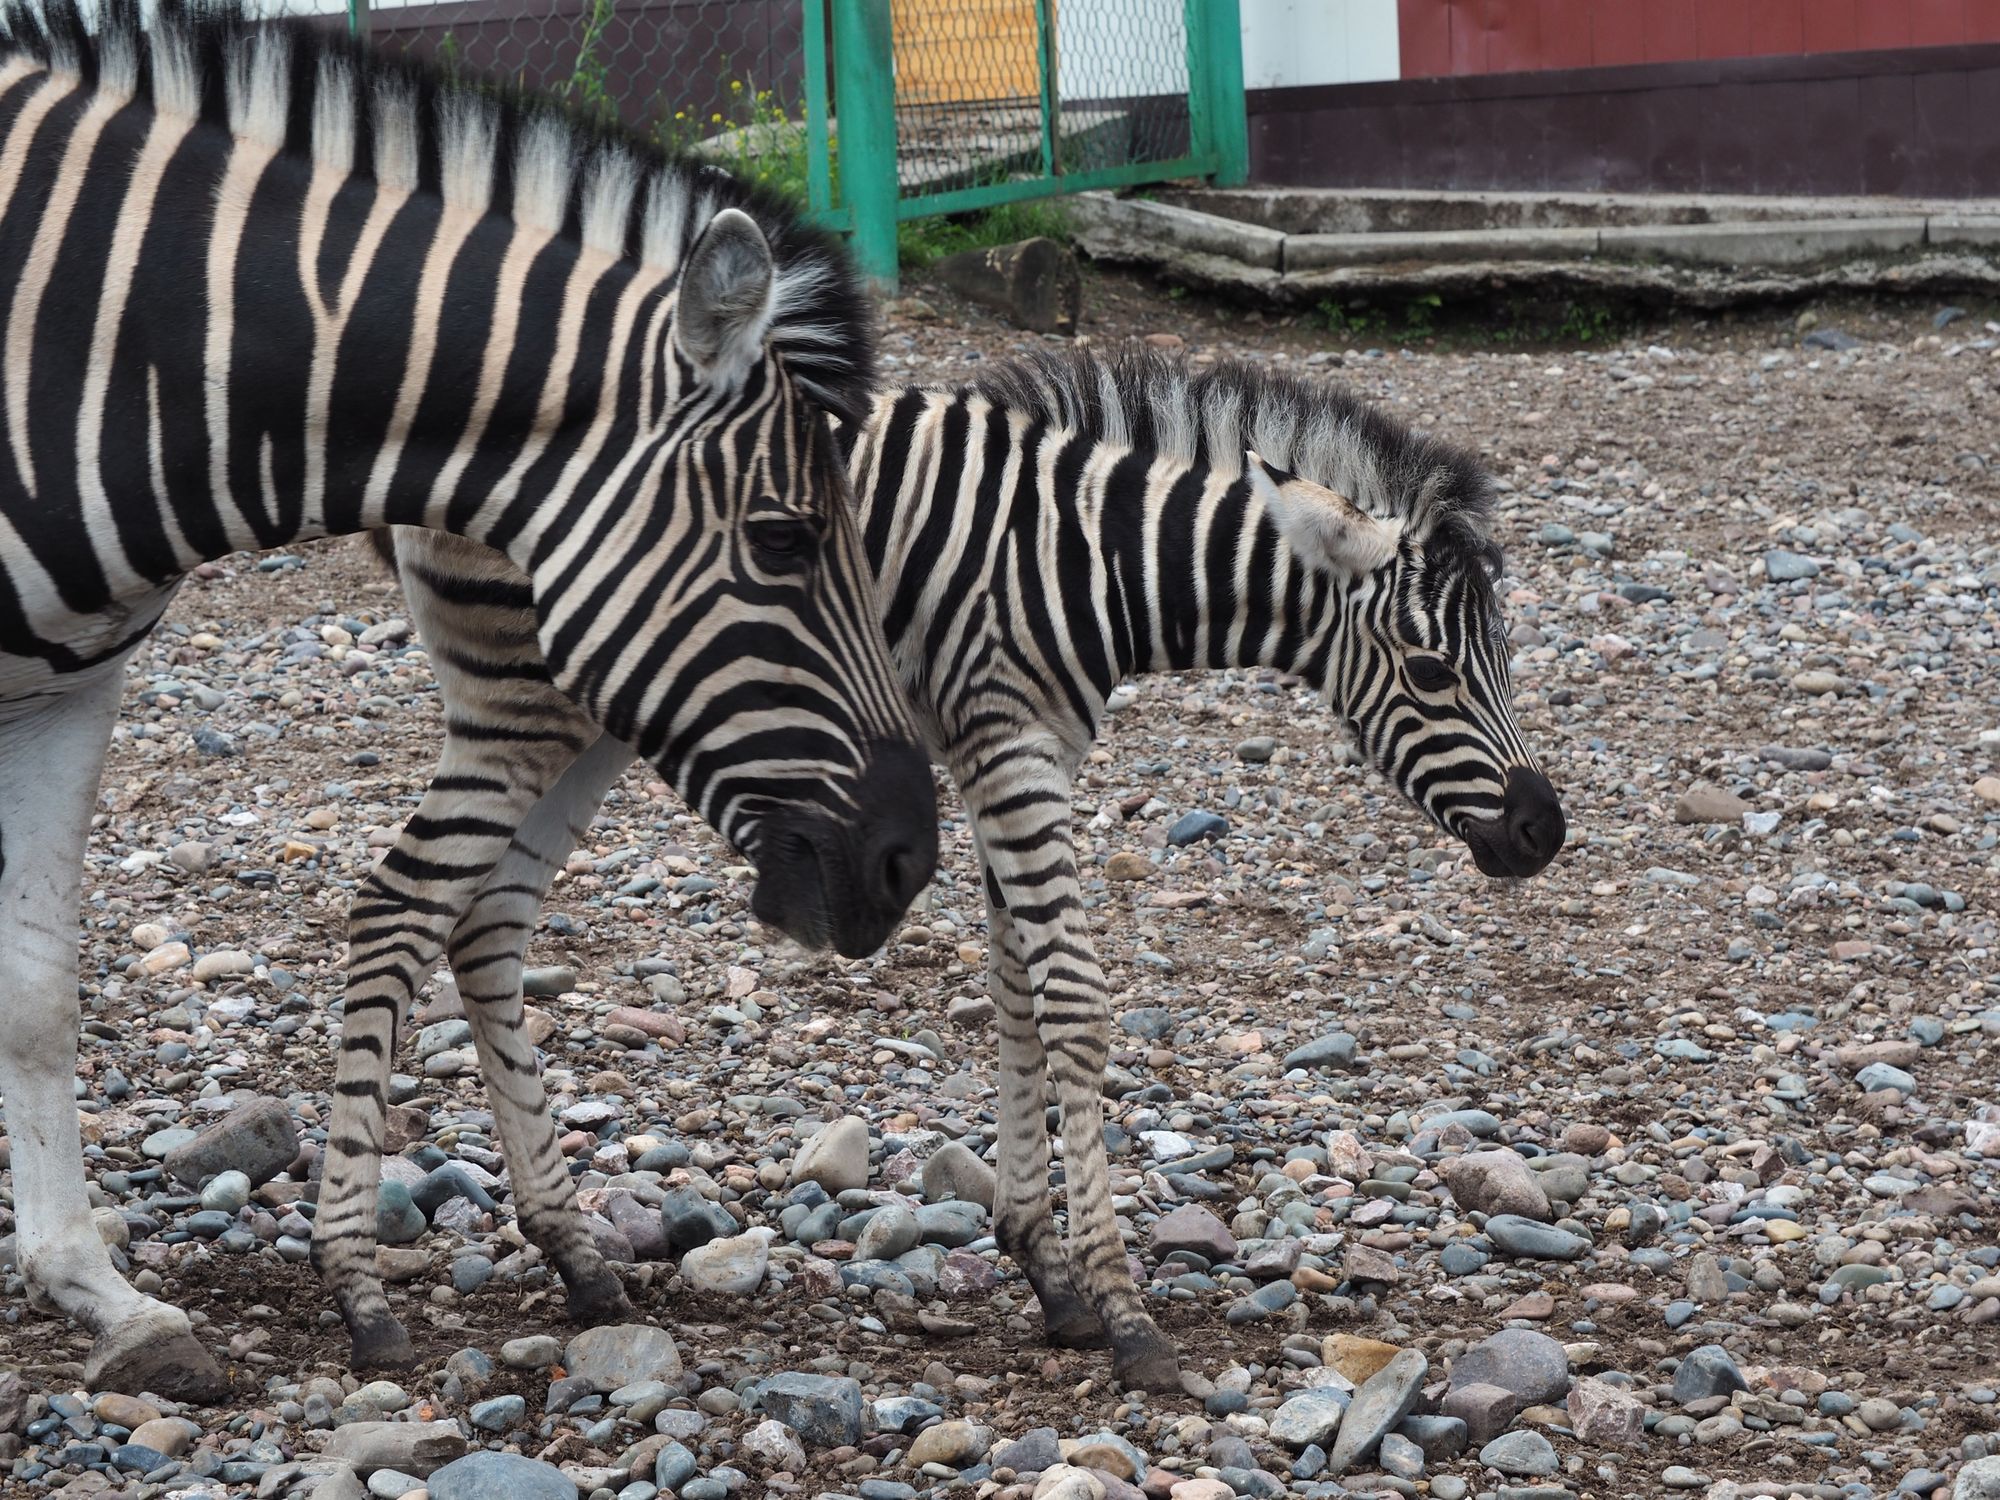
[1246,450,1401,577]
[676,207,777,385]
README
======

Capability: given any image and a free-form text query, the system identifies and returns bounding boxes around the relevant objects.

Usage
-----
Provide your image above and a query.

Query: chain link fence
[241,0,1245,286]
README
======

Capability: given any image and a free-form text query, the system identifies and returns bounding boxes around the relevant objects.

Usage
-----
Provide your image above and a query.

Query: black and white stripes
[0,0,932,1397]
[343,346,1565,1389]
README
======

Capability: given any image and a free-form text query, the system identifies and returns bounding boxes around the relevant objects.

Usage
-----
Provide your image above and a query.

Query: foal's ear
[1246,450,1401,577]
[675,207,777,386]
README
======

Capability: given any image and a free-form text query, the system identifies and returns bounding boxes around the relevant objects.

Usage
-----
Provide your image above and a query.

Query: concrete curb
[1064,192,2000,304]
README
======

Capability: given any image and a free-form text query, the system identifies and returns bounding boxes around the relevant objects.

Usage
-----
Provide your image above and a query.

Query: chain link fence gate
[243,0,1245,290]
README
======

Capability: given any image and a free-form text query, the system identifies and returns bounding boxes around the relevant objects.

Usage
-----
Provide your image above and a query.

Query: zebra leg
[959,747,1180,1391]
[0,663,227,1401]
[979,856,1105,1347]
[447,731,636,1327]
[311,721,589,1369]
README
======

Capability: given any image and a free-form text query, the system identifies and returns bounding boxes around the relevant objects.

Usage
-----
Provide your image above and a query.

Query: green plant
[896,199,1072,271]
[1315,298,1385,337]
[1557,298,1616,343]
[563,0,618,124]
[1403,291,1442,336]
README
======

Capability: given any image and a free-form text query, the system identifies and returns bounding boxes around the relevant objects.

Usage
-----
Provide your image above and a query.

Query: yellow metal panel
[893,0,1043,105]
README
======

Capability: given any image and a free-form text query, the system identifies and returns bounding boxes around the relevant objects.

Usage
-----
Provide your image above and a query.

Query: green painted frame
[819,0,1246,289]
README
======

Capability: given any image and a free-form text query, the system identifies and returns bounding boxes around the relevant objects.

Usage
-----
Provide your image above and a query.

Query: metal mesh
[889,0,1193,197]
[244,0,813,202]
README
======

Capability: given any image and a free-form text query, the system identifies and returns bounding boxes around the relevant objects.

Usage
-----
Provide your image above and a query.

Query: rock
[995,1427,1064,1474]
[1105,852,1153,881]
[1151,1203,1237,1264]
[1167,810,1228,846]
[660,1186,736,1254]
[1033,1466,1105,1500]
[1343,1243,1400,1284]
[0,1369,22,1434]
[1440,1150,1552,1222]
[1328,1348,1427,1475]
[470,1393,526,1431]
[853,1204,921,1261]
[760,1372,865,1447]
[323,1421,466,1477]
[790,1116,870,1193]
[500,1334,562,1369]
[1447,1329,1570,1406]
[92,1393,161,1428]
[1957,1456,2000,1499]
[1396,1414,1468,1463]
[1567,1377,1644,1447]
[564,1324,682,1393]
[1478,1429,1558,1477]
[1672,1345,1746,1404]
[1856,1060,1917,1096]
[191,948,253,982]
[1067,1432,1146,1481]
[1270,1388,1349,1450]
[1281,1031,1357,1071]
[907,1419,993,1469]
[921,1140,996,1209]
[1759,745,1832,771]
[1441,1382,1524,1446]
[1485,1215,1588,1260]
[1762,549,1821,582]
[1791,669,1844,695]
[1673,783,1750,824]
[935,237,1082,335]
[163,1095,298,1189]
[1975,775,2000,805]
[681,1231,770,1295]
[1326,1334,1401,1385]
[741,1417,808,1472]
[128,1417,195,1458]
[1686,1251,1728,1303]
[427,1452,575,1500]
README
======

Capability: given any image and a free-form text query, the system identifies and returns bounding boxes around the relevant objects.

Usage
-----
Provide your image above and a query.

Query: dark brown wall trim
[1248,44,2000,198]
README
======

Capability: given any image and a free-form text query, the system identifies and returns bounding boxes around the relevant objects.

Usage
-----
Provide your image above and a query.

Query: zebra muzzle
[1461,765,1566,878]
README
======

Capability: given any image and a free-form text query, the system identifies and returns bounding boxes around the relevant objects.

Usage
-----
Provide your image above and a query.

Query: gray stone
[914,1200,987,1248]
[1329,1348,1427,1475]
[1150,1203,1237,1264]
[1672,1345,1747,1404]
[1485,1215,1589,1260]
[469,1394,526,1432]
[741,1417,808,1472]
[1956,1455,2000,1499]
[500,1334,562,1369]
[659,1187,736,1254]
[1396,1415,1468,1462]
[1168,810,1229,845]
[428,1452,575,1500]
[853,1204,920,1262]
[1447,1329,1570,1406]
[1441,1382,1525,1446]
[921,1140,996,1209]
[1441,1151,1551,1222]
[790,1116,870,1193]
[1856,1061,1917,1096]
[906,1418,993,1469]
[1479,1430,1558,1477]
[1281,1031,1357,1071]
[1377,1431,1426,1479]
[760,1372,865,1447]
[1762,549,1821,582]
[1567,1376,1644,1447]
[993,1426,1063,1474]
[1270,1388,1349,1450]
[564,1324,683,1393]
[681,1231,770,1295]
[323,1421,466,1477]
[163,1095,298,1189]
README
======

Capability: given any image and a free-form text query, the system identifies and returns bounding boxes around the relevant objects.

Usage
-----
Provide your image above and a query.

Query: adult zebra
[365,347,1567,1391]
[0,0,936,1400]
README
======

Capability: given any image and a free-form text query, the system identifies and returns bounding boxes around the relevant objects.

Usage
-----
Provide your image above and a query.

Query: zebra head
[1247,452,1565,878]
[537,208,936,957]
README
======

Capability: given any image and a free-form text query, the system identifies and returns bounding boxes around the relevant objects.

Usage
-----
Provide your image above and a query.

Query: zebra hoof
[1112,1339,1183,1394]
[1043,1304,1108,1349]
[565,1274,635,1328]
[349,1317,418,1371]
[87,1313,228,1404]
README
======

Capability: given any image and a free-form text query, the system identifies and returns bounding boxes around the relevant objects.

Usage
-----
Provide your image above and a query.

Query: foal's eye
[748,517,815,571]
[1406,655,1456,694]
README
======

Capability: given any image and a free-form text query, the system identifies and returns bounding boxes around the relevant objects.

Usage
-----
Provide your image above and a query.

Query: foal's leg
[0,662,226,1400]
[311,631,591,1367]
[977,851,1105,1347]
[446,731,636,1324]
[956,740,1180,1391]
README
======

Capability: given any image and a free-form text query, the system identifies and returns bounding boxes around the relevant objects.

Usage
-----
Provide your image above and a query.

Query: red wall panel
[1392,0,1992,77]
[1801,0,1858,53]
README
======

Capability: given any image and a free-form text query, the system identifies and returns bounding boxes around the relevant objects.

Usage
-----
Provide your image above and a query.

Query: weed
[563,0,618,124]
[897,199,1072,271]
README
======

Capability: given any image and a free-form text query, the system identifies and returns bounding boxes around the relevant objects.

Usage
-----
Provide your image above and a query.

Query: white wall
[1240,0,1400,89]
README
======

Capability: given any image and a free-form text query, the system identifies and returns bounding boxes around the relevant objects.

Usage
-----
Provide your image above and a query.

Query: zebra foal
[363,348,1566,1391]
[0,0,934,1399]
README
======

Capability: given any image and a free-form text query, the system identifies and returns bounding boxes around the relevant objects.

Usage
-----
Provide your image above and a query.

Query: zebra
[357,346,1567,1391]
[0,0,936,1401]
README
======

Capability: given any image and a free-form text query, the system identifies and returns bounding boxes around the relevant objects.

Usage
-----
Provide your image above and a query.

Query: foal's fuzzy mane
[0,0,876,420]
[970,346,1503,576]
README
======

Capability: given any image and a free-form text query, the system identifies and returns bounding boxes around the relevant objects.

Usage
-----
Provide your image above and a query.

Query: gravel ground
[4,272,1999,1500]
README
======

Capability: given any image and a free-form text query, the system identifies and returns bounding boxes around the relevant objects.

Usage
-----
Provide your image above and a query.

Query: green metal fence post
[803,0,834,219]
[830,0,899,292]
[346,0,368,38]
[1189,0,1248,186]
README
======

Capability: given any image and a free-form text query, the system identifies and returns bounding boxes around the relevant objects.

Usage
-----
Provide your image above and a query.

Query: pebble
[564,1324,683,1392]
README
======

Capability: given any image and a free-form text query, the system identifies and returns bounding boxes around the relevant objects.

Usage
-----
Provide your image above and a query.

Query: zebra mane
[0,0,876,421]
[970,345,1503,577]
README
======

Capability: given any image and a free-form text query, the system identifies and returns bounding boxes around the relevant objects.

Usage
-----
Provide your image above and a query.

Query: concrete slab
[1929,215,2000,248]
[1284,226,1601,270]
[1598,218,1928,267]
[1065,192,1286,271]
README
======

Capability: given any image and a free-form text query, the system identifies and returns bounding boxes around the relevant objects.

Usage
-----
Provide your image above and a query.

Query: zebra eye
[748,517,816,571]
[1406,655,1456,694]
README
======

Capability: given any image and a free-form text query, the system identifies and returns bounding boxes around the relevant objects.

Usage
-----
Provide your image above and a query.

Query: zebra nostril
[879,843,928,907]
[1502,767,1566,867]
